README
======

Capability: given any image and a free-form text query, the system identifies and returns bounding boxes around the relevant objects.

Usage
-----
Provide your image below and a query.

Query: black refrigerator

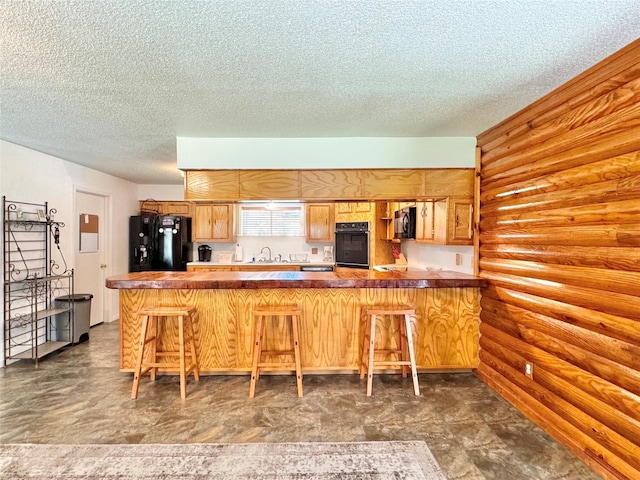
[129,215,192,272]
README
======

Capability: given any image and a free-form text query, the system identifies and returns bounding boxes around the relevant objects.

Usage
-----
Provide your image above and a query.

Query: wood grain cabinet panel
[306,203,335,242]
[184,168,474,201]
[193,203,236,242]
[363,169,424,199]
[447,197,473,244]
[139,200,193,216]
[187,265,233,272]
[415,201,436,243]
[300,170,364,199]
[336,202,353,214]
[239,170,300,199]
[423,169,474,198]
[159,201,193,216]
[335,202,371,215]
[184,171,240,201]
[415,198,472,245]
[118,286,481,372]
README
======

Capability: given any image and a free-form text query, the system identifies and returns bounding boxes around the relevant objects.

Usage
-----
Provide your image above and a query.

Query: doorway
[74,189,110,326]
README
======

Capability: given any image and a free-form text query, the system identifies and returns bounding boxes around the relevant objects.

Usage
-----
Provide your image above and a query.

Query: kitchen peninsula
[106,269,486,373]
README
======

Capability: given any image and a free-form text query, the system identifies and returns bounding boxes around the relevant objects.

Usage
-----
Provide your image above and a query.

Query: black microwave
[394,207,416,239]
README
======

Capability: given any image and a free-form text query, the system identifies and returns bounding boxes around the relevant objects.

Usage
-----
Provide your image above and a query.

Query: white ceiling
[1,1,639,184]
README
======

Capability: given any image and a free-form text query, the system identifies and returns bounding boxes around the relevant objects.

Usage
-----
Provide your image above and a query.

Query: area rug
[0,441,446,479]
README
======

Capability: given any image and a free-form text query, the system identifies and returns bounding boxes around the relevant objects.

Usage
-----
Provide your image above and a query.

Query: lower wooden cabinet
[306,203,335,242]
[187,266,234,272]
[193,203,236,242]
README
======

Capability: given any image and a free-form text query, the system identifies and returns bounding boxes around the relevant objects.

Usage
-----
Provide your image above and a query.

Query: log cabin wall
[476,39,640,480]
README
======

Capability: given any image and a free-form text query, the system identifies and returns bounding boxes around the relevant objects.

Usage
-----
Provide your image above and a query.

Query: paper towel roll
[235,244,243,262]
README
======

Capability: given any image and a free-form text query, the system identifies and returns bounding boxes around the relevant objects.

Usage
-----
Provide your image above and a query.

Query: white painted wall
[177,137,476,169]
[138,184,184,201]
[401,241,474,274]
[1,140,139,366]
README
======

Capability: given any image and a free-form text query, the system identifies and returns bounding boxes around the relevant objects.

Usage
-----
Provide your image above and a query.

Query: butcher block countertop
[105,269,486,290]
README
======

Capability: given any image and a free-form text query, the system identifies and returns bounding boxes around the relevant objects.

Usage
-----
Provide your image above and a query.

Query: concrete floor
[0,321,601,480]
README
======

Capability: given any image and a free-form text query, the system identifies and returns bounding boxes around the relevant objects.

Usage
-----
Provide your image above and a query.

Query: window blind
[240,205,302,236]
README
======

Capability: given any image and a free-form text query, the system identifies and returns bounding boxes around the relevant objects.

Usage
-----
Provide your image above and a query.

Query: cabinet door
[187,265,234,272]
[415,201,436,243]
[237,265,299,272]
[239,171,299,200]
[362,170,423,199]
[336,202,352,214]
[160,201,193,217]
[447,198,473,244]
[306,203,335,242]
[194,204,236,242]
[354,202,371,213]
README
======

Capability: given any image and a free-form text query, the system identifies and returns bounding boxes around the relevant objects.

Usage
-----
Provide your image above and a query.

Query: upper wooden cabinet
[335,202,371,214]
[415,200,436,243]
[362,170,423,199]
[184,168,473,201]
[185,171,240,201]
[139,200,193,217]
[447,197,473,244]
[415,197,472,245]
[306,203,335,243]
[300,170,364,199]
[239,170,300,200]
[193,203,236,242]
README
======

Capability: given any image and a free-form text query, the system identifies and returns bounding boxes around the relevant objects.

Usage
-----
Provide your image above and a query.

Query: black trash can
[55,294,93,344]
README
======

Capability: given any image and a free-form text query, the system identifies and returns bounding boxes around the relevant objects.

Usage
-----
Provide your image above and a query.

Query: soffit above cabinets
[184,168,474,202]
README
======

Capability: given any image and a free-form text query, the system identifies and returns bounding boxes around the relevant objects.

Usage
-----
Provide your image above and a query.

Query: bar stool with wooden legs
[249,305,303,398]
[359,305,420,397]
[131,305,199,400]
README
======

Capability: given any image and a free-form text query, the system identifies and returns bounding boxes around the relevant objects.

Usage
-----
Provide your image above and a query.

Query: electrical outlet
[525,362,534,379]
[455,254,462,266]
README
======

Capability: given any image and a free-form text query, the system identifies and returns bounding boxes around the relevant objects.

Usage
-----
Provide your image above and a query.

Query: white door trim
[73,185,113,324]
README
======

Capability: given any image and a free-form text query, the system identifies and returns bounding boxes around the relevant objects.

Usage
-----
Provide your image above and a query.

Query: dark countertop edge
[106,275,487,290]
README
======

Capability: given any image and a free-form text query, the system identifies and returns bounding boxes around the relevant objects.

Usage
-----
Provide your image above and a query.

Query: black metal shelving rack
[3,197,74,366]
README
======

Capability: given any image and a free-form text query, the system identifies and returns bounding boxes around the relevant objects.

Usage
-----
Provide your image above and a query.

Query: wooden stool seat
[250,305,303,398]
[360,305,420,397]
[131,305,199,400]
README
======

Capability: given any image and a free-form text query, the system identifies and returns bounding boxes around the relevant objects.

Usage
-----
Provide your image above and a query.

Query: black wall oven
[335,222,369,269]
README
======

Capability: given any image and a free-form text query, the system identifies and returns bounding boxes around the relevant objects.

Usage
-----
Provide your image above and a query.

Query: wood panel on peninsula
[107,269,486,375]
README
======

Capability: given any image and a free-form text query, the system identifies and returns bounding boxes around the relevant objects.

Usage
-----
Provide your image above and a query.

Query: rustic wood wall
[476,39,640,480]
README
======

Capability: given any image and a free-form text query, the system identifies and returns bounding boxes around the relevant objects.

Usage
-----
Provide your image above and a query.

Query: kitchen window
[239,202,303,236]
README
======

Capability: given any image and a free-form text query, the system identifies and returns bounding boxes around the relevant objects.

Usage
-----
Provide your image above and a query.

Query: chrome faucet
[274,253,282,262]
[260,246,272,262]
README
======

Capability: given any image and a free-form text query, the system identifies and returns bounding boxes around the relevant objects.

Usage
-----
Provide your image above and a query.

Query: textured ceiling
[1,1,639,184]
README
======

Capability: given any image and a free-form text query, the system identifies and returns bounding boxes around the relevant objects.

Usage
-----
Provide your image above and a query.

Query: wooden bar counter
[106,269,487,373]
